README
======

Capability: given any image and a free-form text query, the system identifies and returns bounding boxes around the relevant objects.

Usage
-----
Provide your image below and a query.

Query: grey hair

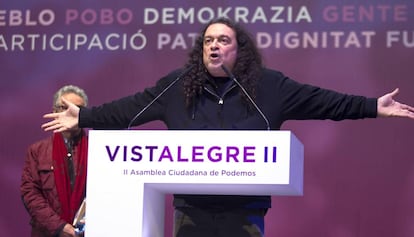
[53,85,88,107]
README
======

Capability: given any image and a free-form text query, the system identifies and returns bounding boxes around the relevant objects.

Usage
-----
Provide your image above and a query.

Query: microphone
[221,64,271,130]
[127,65,195,129]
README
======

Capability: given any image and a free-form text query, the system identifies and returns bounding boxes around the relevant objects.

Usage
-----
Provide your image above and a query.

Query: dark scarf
[52,131,88,223]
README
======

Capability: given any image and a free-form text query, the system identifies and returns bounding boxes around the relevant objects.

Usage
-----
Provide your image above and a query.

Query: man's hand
[59,223,76,237]
[377,88,414,119]
[41,97,80,133]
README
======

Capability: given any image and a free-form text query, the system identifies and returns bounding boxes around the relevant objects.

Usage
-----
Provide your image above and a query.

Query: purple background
[1,1,413,236]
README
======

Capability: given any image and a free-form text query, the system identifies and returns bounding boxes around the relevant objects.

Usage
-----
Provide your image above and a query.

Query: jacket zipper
[203,84,237,127]
[204,84,237,104]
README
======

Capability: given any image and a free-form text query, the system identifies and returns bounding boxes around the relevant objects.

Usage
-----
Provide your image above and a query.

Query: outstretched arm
[377,88,414,119]
[41,97,80,133]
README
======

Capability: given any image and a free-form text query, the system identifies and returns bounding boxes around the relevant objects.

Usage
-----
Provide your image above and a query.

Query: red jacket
[20,136,86,237]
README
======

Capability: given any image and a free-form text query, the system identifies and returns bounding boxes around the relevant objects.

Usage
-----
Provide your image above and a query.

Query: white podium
[85,130,304,237]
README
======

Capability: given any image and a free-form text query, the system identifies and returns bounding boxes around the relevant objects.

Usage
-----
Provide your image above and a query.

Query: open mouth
[210,53,220,61]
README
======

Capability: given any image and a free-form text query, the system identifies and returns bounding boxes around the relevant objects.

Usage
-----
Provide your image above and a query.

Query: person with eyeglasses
[21,85,89,237]
[40,18,414,237]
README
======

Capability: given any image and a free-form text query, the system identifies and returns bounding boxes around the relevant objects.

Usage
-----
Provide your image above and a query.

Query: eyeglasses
[53,104,83,112]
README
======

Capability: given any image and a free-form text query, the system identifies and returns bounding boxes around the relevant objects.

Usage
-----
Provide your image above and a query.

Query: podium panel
[85,130,304,237]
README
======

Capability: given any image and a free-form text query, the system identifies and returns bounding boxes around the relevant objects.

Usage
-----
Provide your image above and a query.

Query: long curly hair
[182,17,263,108]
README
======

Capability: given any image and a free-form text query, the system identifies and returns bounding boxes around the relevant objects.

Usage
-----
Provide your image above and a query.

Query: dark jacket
[79,67,377,209]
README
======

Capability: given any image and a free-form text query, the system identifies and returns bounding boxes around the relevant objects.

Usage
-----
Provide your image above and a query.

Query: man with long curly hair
[41,18,414,237]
